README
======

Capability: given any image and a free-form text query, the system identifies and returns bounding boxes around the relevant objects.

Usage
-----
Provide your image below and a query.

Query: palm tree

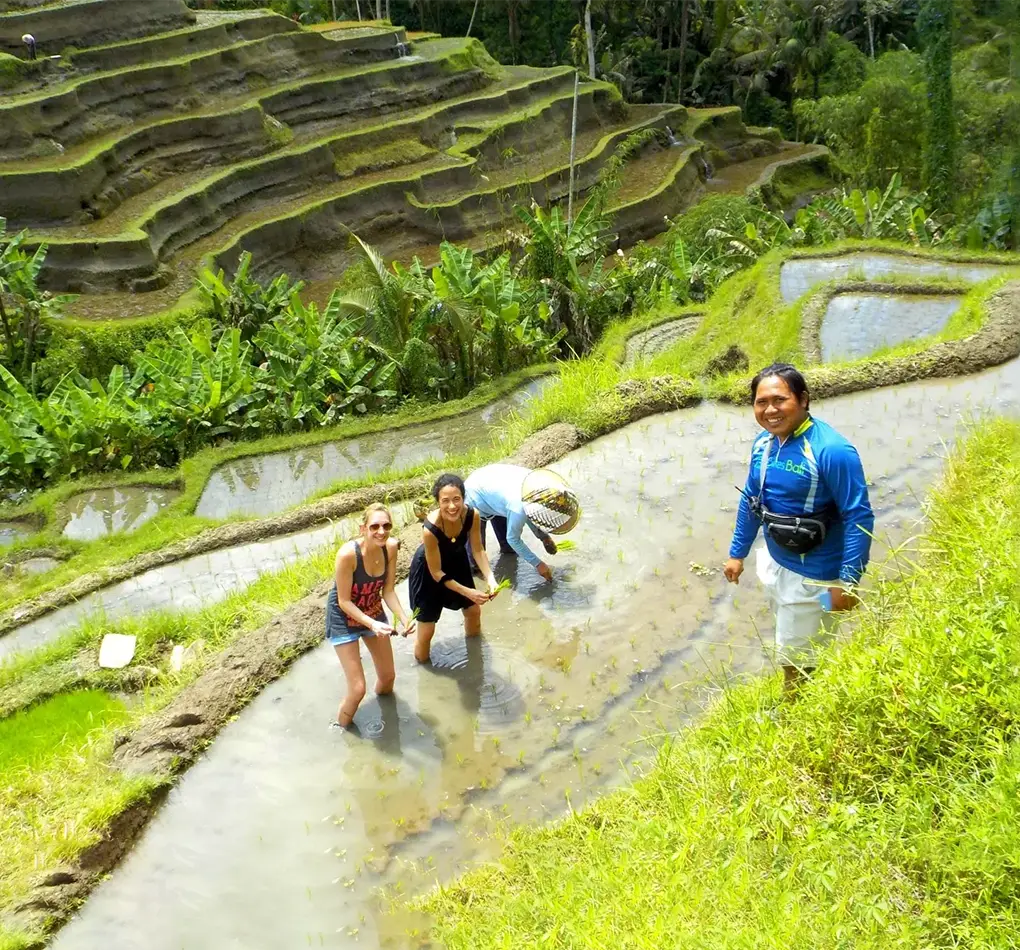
[782,0,840,98]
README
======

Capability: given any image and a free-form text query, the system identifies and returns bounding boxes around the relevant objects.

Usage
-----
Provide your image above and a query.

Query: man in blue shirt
[724,363,874,697]
[465,464,561,582]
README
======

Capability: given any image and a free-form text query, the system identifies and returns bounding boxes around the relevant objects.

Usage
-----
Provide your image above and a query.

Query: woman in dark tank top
[408,473,500,664]
[327,503,415,728]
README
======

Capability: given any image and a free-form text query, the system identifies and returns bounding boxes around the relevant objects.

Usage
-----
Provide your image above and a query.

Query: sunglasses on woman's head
[369,522,392,531]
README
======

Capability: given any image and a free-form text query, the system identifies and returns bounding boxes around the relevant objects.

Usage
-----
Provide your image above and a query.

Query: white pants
[756,547,838,667]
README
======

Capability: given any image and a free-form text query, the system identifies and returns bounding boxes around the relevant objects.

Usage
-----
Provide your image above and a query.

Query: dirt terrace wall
[465,85,624,170]
[0,0,194,56]
[411,107,687,242]
[66,12,298,74]
[2,106,275,230]
[0,29,401,161]
[613,145,704,246]
[256,53,484,129]
[423,67,573,138]
[6,52,486,237]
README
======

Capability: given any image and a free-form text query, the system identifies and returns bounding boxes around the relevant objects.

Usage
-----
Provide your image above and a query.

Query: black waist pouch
[745,493,836,555]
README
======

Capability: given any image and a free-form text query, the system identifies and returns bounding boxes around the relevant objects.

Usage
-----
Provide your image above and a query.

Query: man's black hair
[432,472,465,500]
[750,362,810,408]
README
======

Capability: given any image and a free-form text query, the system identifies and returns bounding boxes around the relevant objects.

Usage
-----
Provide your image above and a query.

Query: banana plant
[132,322,257,452]
[197,251,297,345]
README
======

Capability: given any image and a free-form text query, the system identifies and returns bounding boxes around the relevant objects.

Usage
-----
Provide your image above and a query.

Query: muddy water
[61,487,181,542]
[0,506,409,664]
[821,292,962,362]
[12,557,60,576]
[195,379,551,521]
[52,356,1020,949]
[0,522,29,547]
[780,252,1010,304]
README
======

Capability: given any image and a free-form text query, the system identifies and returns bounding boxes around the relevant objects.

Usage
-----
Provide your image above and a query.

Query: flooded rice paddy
[779,252,1010,304]
[51,354,1020,950]
[61,487,181,541]
[0,522,29,547]
[195,378,551,520]
[821,292,962,362]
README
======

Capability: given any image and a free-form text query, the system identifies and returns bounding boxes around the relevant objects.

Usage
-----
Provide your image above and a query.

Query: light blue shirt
[464,463,543,567]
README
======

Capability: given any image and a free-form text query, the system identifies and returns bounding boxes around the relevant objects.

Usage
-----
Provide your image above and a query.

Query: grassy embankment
[421,418,1020,948]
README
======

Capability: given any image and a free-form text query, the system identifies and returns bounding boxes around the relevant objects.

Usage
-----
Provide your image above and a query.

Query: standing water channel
[53,355,1020,950]
[779,252,1010,303]
[196,378,552,519]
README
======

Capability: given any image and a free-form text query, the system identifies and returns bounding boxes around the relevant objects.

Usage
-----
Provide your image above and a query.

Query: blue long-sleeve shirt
[464,463,543,568]
[729,416,874,585]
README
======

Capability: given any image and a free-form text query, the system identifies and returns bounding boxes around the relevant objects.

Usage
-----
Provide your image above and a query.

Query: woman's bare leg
[415,621,436,663]
[334,641,367,726]
[463,604,482,637]
[363,634,396,695]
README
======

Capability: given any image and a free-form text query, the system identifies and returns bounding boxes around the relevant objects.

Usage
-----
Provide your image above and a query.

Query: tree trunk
[466,0,480,36]
[866,12,875,58]
[919,0,956,211]
[386,0,390,22]
[330,0,337,22]
[508,1,520,65]
[567,71,580,224]
[677,0,689,103]
[375,0,382,20]
[0,295,15,368]
[354,0,362,21]
[584,0,596,79]
[663,12,673,101]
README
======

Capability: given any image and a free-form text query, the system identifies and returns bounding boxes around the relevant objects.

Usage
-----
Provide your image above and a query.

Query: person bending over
[724,363,874,699]
[465,463,580,583]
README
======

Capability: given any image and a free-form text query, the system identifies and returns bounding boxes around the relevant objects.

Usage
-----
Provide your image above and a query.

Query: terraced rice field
[0,3,816,323]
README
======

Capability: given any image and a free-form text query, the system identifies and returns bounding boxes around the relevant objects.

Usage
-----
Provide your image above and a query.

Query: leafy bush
[0,221,75,389]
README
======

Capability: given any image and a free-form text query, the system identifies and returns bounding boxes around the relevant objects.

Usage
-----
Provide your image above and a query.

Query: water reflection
[820,292,962,362]
[62,487,180,541]
[0,522,29,547]
[780,252,1010,304]
[196,378,551,520]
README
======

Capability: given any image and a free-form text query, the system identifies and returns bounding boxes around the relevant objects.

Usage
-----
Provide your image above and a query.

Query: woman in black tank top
[328,503,415,728]
[408,473,500,664]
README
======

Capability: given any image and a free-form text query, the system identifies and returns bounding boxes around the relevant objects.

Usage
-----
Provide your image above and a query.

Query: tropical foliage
[0,161,973,493]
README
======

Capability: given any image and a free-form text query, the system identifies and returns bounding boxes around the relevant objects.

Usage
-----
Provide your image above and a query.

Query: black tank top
[424,507,474,561]
[348,540,388,621]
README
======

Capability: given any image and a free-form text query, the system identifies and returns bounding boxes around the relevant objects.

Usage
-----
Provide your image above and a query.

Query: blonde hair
[361,502,392,527]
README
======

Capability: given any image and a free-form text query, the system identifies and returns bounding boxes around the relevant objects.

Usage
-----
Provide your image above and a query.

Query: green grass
[0,690,155,948]
[641,250,798,391]
[420,418,1020,949]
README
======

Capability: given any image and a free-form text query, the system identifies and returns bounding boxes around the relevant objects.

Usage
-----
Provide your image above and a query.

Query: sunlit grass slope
[422,418,1020,949]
